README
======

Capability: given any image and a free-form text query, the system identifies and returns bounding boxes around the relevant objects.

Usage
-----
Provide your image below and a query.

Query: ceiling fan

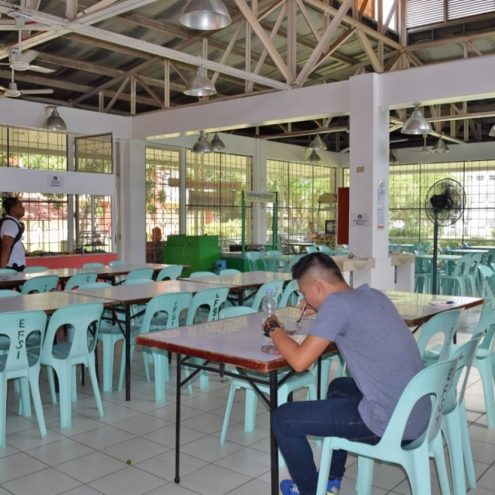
[0,67,54,98]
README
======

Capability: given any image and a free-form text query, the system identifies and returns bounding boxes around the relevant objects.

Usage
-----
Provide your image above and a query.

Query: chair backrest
[81,262,105,270]
[189,271,217,278]
[0,268,16,276]
[156,265,183,281]
[24,266,48,274]
[77,282,111,290]
[219,305,257,319]
[305,246,318,254]
[472,301,495,352]
[262,250,282,272]
[318,245,331,254]
[65,272,98,291]
[125,268,154,281]
[245,251,262,271]
[0,289,20,297]
[0,310,47,376]
[141,291,193,332]
[186,286,230,325]
[380,358,458,450]
[416,309,462,361]
[284,254,304,273]
[41,302,104,362]
[251,280,285,311]
[109,260,125,268]
[452,254,472,276]
[21,275,59,294]
[123,278,155,286]
[219,268,241,276]
[278,279,302,308]
[444,335,481,415]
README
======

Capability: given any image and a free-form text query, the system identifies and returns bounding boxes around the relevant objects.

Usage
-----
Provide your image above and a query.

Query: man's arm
[0,235,14,268]
[270,328,331,372]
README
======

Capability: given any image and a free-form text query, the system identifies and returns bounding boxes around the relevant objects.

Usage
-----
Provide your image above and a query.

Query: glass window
[75,194,113,253]
[186,151,252,250]
[0,125,67,170]
[75,133,113,173]
[145,146,180,241]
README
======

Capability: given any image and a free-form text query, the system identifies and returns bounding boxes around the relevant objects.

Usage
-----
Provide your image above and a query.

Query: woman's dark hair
[292,252,345,282]
[2,196,20,215]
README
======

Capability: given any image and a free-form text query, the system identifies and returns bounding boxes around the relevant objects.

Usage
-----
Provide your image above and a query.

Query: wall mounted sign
[47,174,64,188]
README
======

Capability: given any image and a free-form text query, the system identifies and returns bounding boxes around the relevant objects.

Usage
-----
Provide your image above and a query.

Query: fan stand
[431,212,440,295]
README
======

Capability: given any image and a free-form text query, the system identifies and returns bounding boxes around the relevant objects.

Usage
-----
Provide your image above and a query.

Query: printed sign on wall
[47,174,64,188]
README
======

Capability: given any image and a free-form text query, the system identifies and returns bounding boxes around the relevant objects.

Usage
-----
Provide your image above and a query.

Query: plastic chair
[109,260,125,268]
[316,358,458,495]
[189,271,216,278]
[156,265,183,281]
[0,268,16,276]
[64,272,98,291]
[245,251,262,271]
[416,309,462,367]
[21,275,59,294]
[117,291,193,401]
[218,306,257,319]
[0,310,47,447]
[415,257,432,294]
[262,250,283,272]
[317,245,332,254]
[125,267,154,282]
[284,254,304,273]
[219,268,241,276]
[278,279,301,308]
[24,266,48,273]
[251,280,285,311]
[0,289,20,297]
[305,245,318,254]
[82,262,105,270]
[41,302,104,429]
[466,253,483,296]
[438,255,471,296]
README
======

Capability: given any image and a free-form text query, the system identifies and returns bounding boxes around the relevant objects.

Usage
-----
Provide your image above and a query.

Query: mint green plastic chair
[82,262,105,270]
[438,255,471,296]
[262,250,283,272]
[185,286,230,390]
[415,257,432,294]
[0,289,20,297]
[21,275,59,294]
[316,358,458,495]
[189,271,216,278]
[24,266,48,273]
[0,268,16,276]
[305,245,318,254]
[156,265,183,281]
[124,291,193,402]
[219,268,241,275]
[41,302,104,429]
[318,245,332,254]
[109,260,125,267]
[64,272,98,291]
[218,306,256,319]
[251,280,284,311]
[125,267,154,282]
[284,254,304,273]
[245,251,262,271]
[278,279,301,308]
[0,310,47,447]
[416,309,461,367]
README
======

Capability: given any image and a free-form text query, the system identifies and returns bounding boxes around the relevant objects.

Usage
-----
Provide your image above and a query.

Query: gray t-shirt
[310,284,428,439]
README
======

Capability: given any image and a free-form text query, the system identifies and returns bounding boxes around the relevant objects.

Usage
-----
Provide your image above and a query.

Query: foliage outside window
[389,160,495,246]
[0,125,67,170]
[267,160,336,245]
[186,150,252,250]
[145,146,180,241]
[75,133,112,173]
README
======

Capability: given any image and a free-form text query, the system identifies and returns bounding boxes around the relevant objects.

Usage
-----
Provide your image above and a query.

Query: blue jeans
[272,377,380,495]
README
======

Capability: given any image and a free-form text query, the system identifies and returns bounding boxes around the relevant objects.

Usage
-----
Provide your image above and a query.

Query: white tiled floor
[1,306,494,494]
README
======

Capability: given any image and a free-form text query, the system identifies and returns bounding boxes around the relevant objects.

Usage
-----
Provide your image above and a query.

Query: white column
[349,73,394,289]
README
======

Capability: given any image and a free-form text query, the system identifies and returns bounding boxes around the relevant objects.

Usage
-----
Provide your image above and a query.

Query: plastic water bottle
[261,288,277,321]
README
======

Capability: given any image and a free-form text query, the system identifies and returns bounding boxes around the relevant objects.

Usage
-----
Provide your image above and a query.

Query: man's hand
[263,314,284,338]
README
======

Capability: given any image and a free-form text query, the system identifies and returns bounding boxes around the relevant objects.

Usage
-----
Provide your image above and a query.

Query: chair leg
[432,428,455,495]
[100,337,119,392]
[459,402,476,490]
[477,359,495,428]
[46,366,57,404]
[405,452,433,495]
[28,368,47,438]
[57,364,73,429]
[143,351,152,383]
[72,366,78,402]
[117,343,135,392]
[87,356,104,418]
[244,388,258,432]
[316,439,333,495]
[355,456,374,495]
[152,351,168,403]
[0,376,7,448]
[18,377,32,417]
[443,411,467,495]
[220,381,238,445]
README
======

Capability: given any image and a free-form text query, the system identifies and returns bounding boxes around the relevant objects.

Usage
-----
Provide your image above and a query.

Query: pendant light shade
[489,124,495,137]
[401,105,432,135]
[192,131,211,153]
[309,134,326,151]
[308,149,321,163]
[431,138,450,153]
[183,66,217,97]
[179,0,231,30]
[44,106,67,132]
[210,132,225,151]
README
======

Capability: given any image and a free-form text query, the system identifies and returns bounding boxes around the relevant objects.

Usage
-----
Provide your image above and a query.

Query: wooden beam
[356,29,383,72]
[136,74,162,108]
[66,0,78,20]
[163,59,169,108]
[105,76,129,113]
[211,23,242,84]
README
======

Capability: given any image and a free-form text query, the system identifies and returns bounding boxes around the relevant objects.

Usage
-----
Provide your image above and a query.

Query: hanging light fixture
[192,131,211,153]
[307,149,321,163]
[420,133,430,154]
[489,124,495,137]
[401,104,432,135]
[309,134,326,151]
[44,106,67,132]
[179,0,231,30]
[431,137,450,153]
[210,132,225,151]
[183,66,217,97]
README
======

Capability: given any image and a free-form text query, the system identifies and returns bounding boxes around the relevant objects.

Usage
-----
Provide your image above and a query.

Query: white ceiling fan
[0,67,54,98]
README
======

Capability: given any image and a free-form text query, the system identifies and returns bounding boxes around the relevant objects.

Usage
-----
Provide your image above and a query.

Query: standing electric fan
[424,179,465,295]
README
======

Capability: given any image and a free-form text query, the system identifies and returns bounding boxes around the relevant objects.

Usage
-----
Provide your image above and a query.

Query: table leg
[269,370,279,495]
[174,353,182,484]
[125,305,131,401]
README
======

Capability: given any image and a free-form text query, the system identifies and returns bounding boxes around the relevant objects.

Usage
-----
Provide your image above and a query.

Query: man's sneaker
[280,480,300,495]
[327,478,341,494]
[279,478,340,495]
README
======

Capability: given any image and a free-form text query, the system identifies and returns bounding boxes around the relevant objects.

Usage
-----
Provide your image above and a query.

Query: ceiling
[1,0,495,151]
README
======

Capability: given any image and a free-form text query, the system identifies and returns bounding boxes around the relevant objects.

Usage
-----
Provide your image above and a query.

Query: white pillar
[349,73,394,289]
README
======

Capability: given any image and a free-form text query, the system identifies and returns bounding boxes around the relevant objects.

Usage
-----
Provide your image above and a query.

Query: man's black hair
[292,252,345,282]
[2,196,20,215]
